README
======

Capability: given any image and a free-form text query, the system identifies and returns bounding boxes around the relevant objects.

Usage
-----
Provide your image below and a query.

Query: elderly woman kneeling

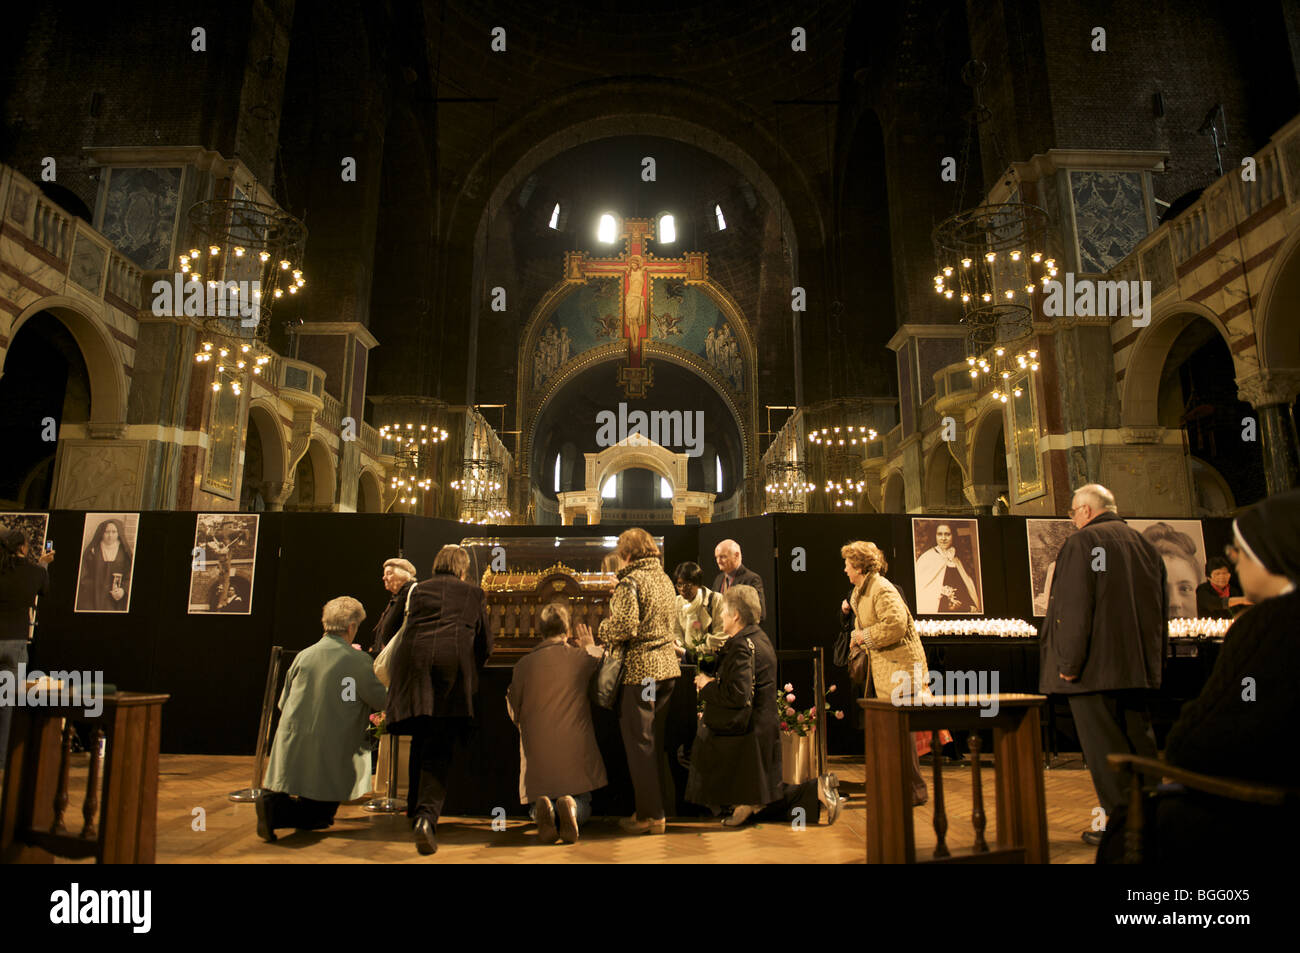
[686,584,841,827]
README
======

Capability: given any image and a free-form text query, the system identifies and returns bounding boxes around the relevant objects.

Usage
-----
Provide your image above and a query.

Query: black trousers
[405,717,475,824]
[1068,690,1157,817]
[619,678,676,820]
[756,780,821,824]
[261,790,338,832]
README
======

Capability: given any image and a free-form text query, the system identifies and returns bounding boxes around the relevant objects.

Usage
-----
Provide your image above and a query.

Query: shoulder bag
[591,576,638,709]
[702,637,755,735]
[373,583,416,688]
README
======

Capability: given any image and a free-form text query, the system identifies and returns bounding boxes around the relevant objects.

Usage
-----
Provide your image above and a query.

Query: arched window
[715,455,723,492]
[548,203,561,230]
[660,476,673,499]
[658,213,676,243]
[598,213,617,243]
[601,475,617,498]
[553,452,561,492]
[714,204,727,231]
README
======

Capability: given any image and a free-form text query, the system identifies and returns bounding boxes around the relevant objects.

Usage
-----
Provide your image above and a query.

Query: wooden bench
[860,693,1048,863]
[1,690,169,864]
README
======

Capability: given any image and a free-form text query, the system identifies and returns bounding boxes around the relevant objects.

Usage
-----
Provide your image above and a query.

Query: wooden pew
[1,690,169,864]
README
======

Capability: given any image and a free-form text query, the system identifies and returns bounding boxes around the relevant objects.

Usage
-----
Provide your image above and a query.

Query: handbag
[591,577,638,709]
[834,589,869,685]
[702,637,755,736]
[373,583,416,688]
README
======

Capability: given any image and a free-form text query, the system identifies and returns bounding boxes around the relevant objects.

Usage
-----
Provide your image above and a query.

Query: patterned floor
[129,752,1101,864]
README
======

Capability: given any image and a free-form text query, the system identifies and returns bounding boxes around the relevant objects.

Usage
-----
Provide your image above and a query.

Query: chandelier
[764,460,815,513]
[821,449,868,508]
[184,197,308,393]
[453,458,511,524]
[373,399,448,512]
[933,60,1053,397]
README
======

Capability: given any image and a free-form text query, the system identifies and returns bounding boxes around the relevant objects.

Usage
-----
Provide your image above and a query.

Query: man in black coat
[1038,483,1167,846]
[712,539,766,622]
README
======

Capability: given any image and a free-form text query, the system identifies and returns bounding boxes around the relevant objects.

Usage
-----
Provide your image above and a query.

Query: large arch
[1255,226,1300,372]
[967,403,1009,487]
[357,466,384,513]
[3,297,128,428]
[246,399,288,486]
[882,468,906,513]
[1120,300,1236,427]
[453,82,825,274]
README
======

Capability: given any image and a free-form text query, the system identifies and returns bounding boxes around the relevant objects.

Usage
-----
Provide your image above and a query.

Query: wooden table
[860,693,1048,863]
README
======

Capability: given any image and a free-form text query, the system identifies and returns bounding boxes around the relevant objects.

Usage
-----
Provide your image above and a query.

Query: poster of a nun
[912,518,983,615]
[74,513,139,613]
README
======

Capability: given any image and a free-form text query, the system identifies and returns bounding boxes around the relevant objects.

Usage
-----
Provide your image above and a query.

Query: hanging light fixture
[184,194,308,395]
[933,60,1050,401]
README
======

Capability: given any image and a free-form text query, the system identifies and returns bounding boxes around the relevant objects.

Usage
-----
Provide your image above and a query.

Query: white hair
[721,584,761,627]
[322,596,366,634]
[1073,483,1118,514]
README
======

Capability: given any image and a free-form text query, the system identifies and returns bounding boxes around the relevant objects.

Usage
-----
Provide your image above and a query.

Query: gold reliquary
[480,562,617,663]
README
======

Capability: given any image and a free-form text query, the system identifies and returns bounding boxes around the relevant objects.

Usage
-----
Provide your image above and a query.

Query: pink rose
[784,683,793,693]
[834,711,845,720]
[785,692,795,703]
[828,684,837,693]
[785,706,795,717]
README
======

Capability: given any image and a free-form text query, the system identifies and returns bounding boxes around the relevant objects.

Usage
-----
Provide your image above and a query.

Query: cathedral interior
[2,0,1300,873]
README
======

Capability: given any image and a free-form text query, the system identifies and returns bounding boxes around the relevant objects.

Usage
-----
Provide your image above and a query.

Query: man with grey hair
[1039,483,1167,848]
[712,539,766,621]
[256,596,389,842]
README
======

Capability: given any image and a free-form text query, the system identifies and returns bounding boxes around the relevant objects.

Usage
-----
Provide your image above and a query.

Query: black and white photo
[74,513,139,613]
[911,517,983,615]
[188,514,259,614]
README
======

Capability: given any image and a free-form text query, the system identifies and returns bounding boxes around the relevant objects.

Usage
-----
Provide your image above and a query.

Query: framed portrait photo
[188,514,260,615]
[74,513,140,613]
[911,517,983,615]
[1025,519,1075,617]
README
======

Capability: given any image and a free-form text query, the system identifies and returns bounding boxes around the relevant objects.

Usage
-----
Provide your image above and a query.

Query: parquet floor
[24,752,1103,864]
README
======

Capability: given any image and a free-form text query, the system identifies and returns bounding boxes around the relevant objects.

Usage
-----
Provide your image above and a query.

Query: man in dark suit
[1039,483,1167,848]
[712,539,766,622]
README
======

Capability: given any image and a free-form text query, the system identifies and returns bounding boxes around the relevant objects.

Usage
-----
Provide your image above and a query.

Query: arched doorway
[0,311,92,507]
[968,408,1010,512]
[531,358,743,523]
[1154,317,1266,508]
[286,439,335,511]
[923,444,967,513]
[357,469,383,513]
[882,470,906,513]
[240,403,288,511]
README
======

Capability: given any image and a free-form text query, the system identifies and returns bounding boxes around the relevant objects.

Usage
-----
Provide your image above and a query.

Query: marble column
[1238,371,1300,496]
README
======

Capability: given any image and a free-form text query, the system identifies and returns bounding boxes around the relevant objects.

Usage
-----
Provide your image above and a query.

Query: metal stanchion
[229,645,286,802]
[364,733,405,813]
[812,646,829,779]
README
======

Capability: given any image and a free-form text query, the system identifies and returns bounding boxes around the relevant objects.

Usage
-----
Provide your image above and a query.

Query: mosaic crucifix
[563,218,708,399]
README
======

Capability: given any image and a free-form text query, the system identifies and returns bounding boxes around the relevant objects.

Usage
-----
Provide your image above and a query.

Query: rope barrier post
[229,645,285,802]
[365,733,405,814]
[812,646,828,778]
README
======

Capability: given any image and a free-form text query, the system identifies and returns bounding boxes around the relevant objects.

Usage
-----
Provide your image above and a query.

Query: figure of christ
[624,257,647,339]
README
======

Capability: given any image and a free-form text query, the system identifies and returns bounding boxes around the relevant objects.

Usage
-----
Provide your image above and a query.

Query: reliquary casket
[480,562,617,663]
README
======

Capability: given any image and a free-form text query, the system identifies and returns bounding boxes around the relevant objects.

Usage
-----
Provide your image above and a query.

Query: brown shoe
[556,796,580,843]
[535,796,558,843]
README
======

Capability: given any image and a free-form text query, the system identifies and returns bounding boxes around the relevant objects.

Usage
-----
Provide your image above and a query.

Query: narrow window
[553,453,561,492]
[602,475,617,499]
[598,213,617,243]
[548,203,560,230]
[659,213,676,243]
[714,204,726,231]
[715,455,723,492]
[661,476,673,499]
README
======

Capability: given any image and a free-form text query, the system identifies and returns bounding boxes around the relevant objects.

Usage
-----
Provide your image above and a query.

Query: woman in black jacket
[686,584,841,827]
[385,544,491,855]
[0,529,53,766]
